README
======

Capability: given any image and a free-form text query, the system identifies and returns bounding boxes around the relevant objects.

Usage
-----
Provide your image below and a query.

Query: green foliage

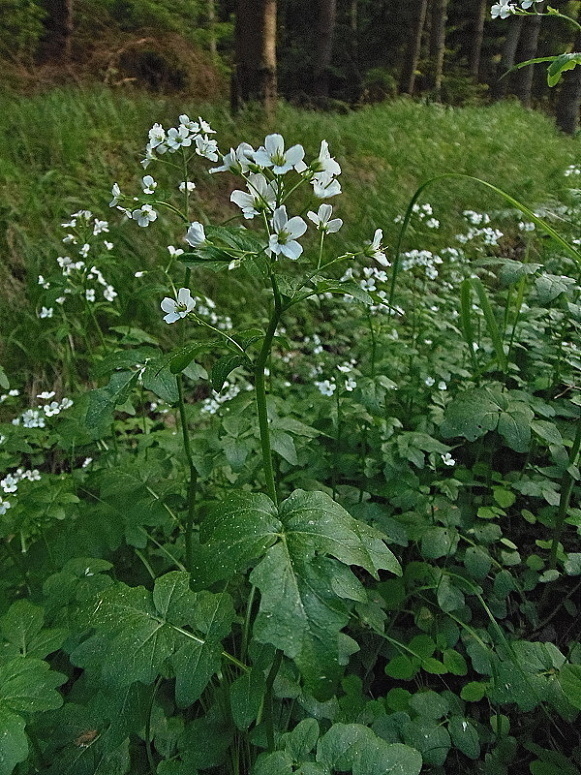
[0,91,580,775]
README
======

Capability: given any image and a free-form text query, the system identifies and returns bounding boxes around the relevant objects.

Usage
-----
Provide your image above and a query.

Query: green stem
[254,275,284,505]
[176,375,198,571]
[264,649,284,751]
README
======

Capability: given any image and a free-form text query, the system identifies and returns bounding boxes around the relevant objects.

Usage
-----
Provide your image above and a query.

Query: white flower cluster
[395,202,440,230]
[0,390,20,403]
[0,467,42,514]
[11,395,73,428]
[401,249,444,280]
[565,164,581,177]
[38,210,117,314]
[200,380,252,415]
[491,0,542,18]
[160,288,231,329]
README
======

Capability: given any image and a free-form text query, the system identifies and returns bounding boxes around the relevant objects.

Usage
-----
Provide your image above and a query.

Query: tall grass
[0,87,577,377]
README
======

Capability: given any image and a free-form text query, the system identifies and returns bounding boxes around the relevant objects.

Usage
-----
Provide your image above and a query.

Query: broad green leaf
[0,366,9,390]
[409,691,449,719]
[460,682,487,702]
[189,492,280,589]
[442,649,468,676]
[72,573,234,706]
[142,357,179,403]
[230,668,266,730]
[0,600,66,660]
[252,751,294,775]
[169,340,220,374]
[353,740,423,775]
[548,53,581,85]
[402,717,450,766]
[384,655,416,680]
[441,386,533,451]
[448,717,480,760]
[421,527,458,559]
[535,273,576,304]
[179,703,233,770]
[282,718,320,761]
[0,659,65,775]
[559,665,581,710]
[211,354,246,392]
[271,429,298,465]
[316,723,376,770]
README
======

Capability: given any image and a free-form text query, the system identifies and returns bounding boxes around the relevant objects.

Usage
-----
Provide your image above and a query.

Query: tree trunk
[556,30,581,134]
[231,0,277,116]
[207,0,217,60]
[513,3,544,107]
[400,0,429,95]
[313,0,338,98]
[469,0,488,81]
[491,15,523,99]
[427,0,448,98]
[39,0,74,64]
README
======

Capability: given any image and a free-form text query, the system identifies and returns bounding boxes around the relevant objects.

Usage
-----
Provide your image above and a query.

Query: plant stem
[176,375,198,571]
[254,275,284,505]
[264,649,284,751]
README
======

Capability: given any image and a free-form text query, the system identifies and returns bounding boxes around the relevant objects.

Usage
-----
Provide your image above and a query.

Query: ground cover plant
[1,60,581,775]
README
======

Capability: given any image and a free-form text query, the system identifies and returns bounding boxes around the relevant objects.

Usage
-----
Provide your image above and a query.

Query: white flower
[8,390,19,397]
[185,222,206,247]
[230,173,277,219]
[59,398,73,410]
[344,376,357,392]
[135,271,146,278]
[44,401,61,417]
[195,134,219,161]
[311,171,342,199]
[311,140,341,177]
[211,143,255,174]
[179,181,196,193]
[37,391,55,399]
[104,285,117,302]
[1,474,18,493]
[166,125,192,151]
[39,307,54,319]
[438,380,447,391]
[93,219,109,235]
[425,376,435,387]
[491,0,515,18]
[86,289,96,302]
[168,245,185,257]
[0,499,11,515]
[132,204,158,228]
[82,457,93,468]
[148,123,166,149]
[441,452,456,466]
[104,241,114,250]
[142,175,157,194]
[161,287,196,324]
[315,379,336,396]
[253,134,305,175]
[37,275,50,289]
[109,183,122,207]
[307,203,343,233]
[366,229,390,267]
[268,206,307,260]
[79,243,90,258]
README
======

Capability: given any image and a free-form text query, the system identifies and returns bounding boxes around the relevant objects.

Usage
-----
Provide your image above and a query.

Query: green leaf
[385,656,416,680]
[230,668,266,730]
[559,665,581,710]
[316,723,376,770]
[271,429,298,465]
[353,741,423,775]
[460,682,487,702]
[142,357,179,403]
[547,52,581,87]
[448,717,480,760]
[441,387,533,451]
[0,600,66,659]
[471,278,507,371]
[189,492,280,589]
[421,527,458,559]
[409,691,448,719]
[211,354,246,392]
[0,659,65,775]
[72,573,235,706]
[0,366,9,390]
[282,718,320,760]
[252,751,294,775]
[169,340,220,374]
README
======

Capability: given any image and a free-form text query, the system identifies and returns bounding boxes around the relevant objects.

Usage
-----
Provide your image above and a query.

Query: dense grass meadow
[0,88,581,775]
